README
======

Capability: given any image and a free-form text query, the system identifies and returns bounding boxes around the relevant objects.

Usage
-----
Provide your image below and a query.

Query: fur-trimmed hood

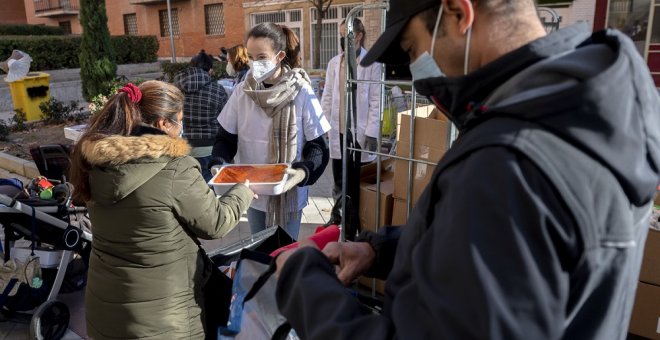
[82,134,190,166]
[83,132,192,205]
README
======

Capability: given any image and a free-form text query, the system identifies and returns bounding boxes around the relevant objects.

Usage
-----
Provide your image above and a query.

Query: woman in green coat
[69,80,254,339]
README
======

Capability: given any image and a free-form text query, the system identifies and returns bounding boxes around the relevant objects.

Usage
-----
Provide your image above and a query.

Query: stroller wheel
[29,300,70,340]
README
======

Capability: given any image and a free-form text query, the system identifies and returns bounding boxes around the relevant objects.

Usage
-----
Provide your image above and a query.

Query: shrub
[161,61,190,83]
[0,36,81,70]
[0,24,64,36]
[162,60,229,83]
[11,109,27,131]
[0,120,9,141]
[79,0,117,101]
[39,98,85,124]
[0,35,158,71]
[112,35,158,64]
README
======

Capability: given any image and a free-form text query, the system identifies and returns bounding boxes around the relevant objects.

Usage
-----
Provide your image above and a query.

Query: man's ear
[444,0,475,35]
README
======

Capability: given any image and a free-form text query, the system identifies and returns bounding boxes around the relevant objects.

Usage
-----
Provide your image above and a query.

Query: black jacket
[276,24,660,339]
[174,67,228,147]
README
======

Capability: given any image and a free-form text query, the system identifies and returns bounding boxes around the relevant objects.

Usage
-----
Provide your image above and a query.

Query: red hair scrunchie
[118,83,142,104]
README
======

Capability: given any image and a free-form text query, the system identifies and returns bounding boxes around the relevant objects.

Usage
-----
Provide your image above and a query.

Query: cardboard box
[640,228,660,286]
[392,198,409,226]
[395,105,442,141]
[392,113,450,204]
[359,161,394,232]
[629,282,660,339]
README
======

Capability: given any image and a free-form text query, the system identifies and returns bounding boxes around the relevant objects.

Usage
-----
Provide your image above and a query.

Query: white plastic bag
[3,50,32,82]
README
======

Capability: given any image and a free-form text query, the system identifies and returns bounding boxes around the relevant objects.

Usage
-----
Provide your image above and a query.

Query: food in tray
[213,164,288,184]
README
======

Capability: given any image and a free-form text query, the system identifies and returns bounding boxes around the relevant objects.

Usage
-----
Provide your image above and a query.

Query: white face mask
[409,5,472,80]
[226,60,236,77]
[249,53,281,83]
[169,119,184,138]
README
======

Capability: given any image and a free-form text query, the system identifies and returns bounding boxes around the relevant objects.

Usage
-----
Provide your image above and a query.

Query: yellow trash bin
[9,72,50,122]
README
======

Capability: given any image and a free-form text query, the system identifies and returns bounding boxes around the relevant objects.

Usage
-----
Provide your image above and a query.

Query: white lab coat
[321,47,382,162]
[218,79,331,212]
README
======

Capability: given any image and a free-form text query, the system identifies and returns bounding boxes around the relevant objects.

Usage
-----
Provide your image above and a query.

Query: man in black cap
[275,0,660,338]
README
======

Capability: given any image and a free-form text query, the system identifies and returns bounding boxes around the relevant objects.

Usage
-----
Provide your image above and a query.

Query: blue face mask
[409,4,472,81]
[409,5,445,81]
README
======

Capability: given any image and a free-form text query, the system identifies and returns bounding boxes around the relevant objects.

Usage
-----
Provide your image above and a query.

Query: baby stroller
[0,179,92,340]
[0,144,92,339]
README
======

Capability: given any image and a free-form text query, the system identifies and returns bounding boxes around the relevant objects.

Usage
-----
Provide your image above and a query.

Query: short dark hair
[419,1,533,34]
[191,49,214,72]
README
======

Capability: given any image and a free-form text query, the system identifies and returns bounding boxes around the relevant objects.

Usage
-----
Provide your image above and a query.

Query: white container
[63,124,87,142]
[209,163,289,196]
[11,246,63,268]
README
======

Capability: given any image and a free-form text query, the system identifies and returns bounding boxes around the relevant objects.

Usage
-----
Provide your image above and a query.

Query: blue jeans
[247,207,302,240]
[195,156,213,183]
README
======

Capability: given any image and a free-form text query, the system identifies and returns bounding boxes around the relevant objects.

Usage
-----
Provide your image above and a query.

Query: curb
[0,151,38,181]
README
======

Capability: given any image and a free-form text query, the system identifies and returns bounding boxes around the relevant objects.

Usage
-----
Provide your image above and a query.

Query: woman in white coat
[211,23,331,240]
[321,18,382,222]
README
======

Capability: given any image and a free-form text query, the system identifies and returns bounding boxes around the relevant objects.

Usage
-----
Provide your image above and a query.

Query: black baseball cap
[361,0,439,66]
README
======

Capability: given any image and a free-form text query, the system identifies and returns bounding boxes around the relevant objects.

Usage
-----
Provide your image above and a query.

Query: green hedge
[112,35,159,64]
[0,35,158,71]
[0,24,65,36]
[162,60,229,83]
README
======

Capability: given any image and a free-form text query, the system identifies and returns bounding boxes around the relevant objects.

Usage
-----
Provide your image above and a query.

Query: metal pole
[167,0,177,63]
[342,2,390,243]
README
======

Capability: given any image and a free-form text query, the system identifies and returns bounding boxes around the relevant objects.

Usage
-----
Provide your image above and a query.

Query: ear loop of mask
[464,26,472,75]
[430,4,444,57]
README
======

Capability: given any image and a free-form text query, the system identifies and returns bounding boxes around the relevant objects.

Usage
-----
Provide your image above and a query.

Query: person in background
[211,22,331,240]
[175,49,228,182]
[68,80,253,339]
[225,44,251,85]
[274,0,660,338]
[321,18,382,224]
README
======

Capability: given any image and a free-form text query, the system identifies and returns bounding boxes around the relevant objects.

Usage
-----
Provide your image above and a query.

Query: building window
[123,13,138,36]
[58,21,71,35]
[251,10,304,59]
[205,4,225,36]
[310,4,363,68]
[652,2,660,44]
[607,0,650,55]
[159,8,180,37]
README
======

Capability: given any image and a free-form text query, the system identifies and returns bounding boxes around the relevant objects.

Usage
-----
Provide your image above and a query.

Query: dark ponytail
[247,22,301,68]
[69,80,183,203]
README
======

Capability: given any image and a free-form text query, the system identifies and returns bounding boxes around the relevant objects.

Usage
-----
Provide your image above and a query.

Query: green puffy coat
[81,133,252,339]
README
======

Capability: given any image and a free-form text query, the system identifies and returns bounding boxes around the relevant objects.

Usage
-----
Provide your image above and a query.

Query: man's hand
[322,242,375,286]
[275,238,317,278]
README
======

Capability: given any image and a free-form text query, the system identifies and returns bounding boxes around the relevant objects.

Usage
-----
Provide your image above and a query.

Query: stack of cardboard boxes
[628,196,660,339]
[357,105,452,294]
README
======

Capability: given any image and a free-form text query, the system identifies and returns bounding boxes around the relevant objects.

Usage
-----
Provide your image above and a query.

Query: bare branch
[322,0,334,13]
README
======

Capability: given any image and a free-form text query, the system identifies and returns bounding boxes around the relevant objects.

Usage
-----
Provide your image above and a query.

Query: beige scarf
[243,66,311,228]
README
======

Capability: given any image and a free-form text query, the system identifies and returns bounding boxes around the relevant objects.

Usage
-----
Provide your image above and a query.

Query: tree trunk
[314,4,323,69]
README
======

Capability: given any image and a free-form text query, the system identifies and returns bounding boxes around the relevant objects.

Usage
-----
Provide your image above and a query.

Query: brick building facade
[1,0,28,25]
[242,0,382,69]
[22,0,246,59]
